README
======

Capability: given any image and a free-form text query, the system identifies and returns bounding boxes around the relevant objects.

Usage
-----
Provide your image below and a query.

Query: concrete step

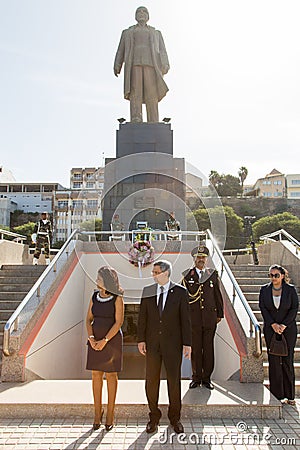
[0,380,281,419]
[0,300,22,310]
[264,362,300,378]
[0,292,28,301]
[0,276,39,284]
[235,277,269,285]
[0,284,34,292]
[0,310,15,321]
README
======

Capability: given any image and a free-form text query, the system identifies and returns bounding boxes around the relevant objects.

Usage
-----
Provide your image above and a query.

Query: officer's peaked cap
[191,246,209,257]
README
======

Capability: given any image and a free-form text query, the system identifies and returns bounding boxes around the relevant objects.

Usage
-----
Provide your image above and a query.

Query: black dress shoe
[105,424,114,431]
[146,421,158,433]
[172,421,184,434]
[189,381,200,389]
[202,381,214,390]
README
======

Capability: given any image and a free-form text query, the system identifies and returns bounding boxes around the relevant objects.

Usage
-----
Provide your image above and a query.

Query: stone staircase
[0,264,46,358]
[230,264,300,393]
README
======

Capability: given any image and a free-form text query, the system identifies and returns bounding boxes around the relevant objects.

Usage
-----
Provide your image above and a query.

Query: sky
[0,0,299,188]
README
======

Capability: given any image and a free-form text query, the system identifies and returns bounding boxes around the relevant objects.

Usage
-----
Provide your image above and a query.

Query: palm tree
[238,166,248,192]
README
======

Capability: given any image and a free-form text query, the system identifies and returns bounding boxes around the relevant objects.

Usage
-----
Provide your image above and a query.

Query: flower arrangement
[128,240,155,267]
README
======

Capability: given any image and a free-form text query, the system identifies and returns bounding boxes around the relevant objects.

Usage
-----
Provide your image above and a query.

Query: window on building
[262,180,272,185]
[290,192,300,197]
[87,199,98,208]
[274,192,283,197]
[291,180,300,185]
[86,182,95,189]
[58,201,68,208]
[73,182,82,189]
[73,173,82,180]
[263,192,272,197]
[273,180,282,185]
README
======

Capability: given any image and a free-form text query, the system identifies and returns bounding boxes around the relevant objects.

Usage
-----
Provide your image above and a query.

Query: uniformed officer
[32,212,52,265]
[166,211,181,240]
[182,245,224,390]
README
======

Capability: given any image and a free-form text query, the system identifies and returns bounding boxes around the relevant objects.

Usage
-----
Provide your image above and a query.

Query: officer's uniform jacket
[34,219,52,242]
[182,267,224,328]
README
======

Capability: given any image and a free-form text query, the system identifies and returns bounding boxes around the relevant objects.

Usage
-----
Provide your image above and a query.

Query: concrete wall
[22,251,242,381]
[0,240,30,266]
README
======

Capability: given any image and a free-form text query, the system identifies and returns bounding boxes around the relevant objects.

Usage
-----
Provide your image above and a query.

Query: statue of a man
[114,6,170,123]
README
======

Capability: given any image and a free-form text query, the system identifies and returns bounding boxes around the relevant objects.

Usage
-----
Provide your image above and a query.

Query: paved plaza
[0,400,299,450]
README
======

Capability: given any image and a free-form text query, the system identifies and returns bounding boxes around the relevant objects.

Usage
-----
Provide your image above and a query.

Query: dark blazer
[137,282,192,356]
[182,268,224,328]
[259,282,299,347]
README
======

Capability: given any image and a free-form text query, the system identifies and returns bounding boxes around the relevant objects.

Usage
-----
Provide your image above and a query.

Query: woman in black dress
[86,266,124,430]
[259,264,299,404]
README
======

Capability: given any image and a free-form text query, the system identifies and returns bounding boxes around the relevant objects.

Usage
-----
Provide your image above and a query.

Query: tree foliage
[209,171,242,197]
[252,212,300,241]
[13,222,35,244]
[238,166,248,189]
[188,206,243,249]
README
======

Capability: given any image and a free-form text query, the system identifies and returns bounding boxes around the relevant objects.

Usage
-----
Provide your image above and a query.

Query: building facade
[251,169,286,198]
[54,167,104,242]
[286,174,300,199]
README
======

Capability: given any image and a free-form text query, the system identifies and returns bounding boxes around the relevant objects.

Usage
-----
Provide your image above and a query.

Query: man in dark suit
[137,260,191,434]
[182,246,224,390]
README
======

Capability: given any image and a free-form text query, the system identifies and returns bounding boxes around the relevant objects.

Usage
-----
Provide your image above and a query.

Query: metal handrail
[260,228,300,251]
[0,229,27,243]
[207,229,262,357]
[2,229,79,356]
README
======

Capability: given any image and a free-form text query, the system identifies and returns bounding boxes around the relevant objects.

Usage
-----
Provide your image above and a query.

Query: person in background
[137,260,191,435]
[259,264,299,405]
[32,212,52,265]
[166,211,181,240]
[182,246,224,390]
[86,266,124,430]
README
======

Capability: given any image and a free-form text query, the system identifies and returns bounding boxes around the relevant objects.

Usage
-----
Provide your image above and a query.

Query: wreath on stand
[128,240,155,276]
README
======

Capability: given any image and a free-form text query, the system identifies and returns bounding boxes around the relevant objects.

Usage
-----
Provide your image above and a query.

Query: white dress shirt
[156,281,170,312]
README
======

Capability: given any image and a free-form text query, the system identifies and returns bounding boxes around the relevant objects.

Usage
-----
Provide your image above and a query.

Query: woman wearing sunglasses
[259,264,299,405]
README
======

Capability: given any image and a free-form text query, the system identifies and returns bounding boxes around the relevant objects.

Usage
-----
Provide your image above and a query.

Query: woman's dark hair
[269,264,290,284]
[97,266,124,296]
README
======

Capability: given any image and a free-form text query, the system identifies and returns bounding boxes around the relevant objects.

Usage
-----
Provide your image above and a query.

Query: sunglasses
[268,273,280,279]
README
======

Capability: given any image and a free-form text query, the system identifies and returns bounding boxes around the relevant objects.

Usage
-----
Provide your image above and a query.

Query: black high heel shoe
[93,409,104,430]
[105,423,114,431]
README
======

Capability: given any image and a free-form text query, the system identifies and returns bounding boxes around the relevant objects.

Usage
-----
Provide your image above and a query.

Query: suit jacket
[182,267,224,328]
[259,282,299,347]
[114,25,169,102]
[137,282,191,357]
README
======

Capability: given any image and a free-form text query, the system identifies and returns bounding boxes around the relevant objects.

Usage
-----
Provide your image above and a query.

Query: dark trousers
[268,351,295,400]
[265,326,297,401]
[191,325,216,383]
[145,347,182,424]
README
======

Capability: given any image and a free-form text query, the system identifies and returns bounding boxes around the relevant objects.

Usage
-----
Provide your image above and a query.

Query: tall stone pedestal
[102,123,186,232]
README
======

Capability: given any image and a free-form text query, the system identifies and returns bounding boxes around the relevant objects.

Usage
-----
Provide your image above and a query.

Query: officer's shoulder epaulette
[182,268,193,277]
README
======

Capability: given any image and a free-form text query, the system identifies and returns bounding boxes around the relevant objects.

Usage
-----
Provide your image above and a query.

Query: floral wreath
[128,240,155,267]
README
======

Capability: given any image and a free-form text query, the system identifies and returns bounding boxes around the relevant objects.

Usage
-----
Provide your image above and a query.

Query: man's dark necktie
[158,286,164,317]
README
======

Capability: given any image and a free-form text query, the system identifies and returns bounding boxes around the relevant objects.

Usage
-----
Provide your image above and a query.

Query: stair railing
[207,229,262,357]
[260,229,300,255]
[2,229,79,356]
[0,229,27,243]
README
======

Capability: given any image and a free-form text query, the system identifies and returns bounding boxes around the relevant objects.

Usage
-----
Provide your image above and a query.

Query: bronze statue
[114,6,170,123]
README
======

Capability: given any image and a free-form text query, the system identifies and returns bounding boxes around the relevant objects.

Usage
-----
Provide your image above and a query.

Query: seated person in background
[166,211,180,240]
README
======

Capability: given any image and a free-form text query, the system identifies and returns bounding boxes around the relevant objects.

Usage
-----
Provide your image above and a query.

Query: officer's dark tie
[158,286,164,317]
